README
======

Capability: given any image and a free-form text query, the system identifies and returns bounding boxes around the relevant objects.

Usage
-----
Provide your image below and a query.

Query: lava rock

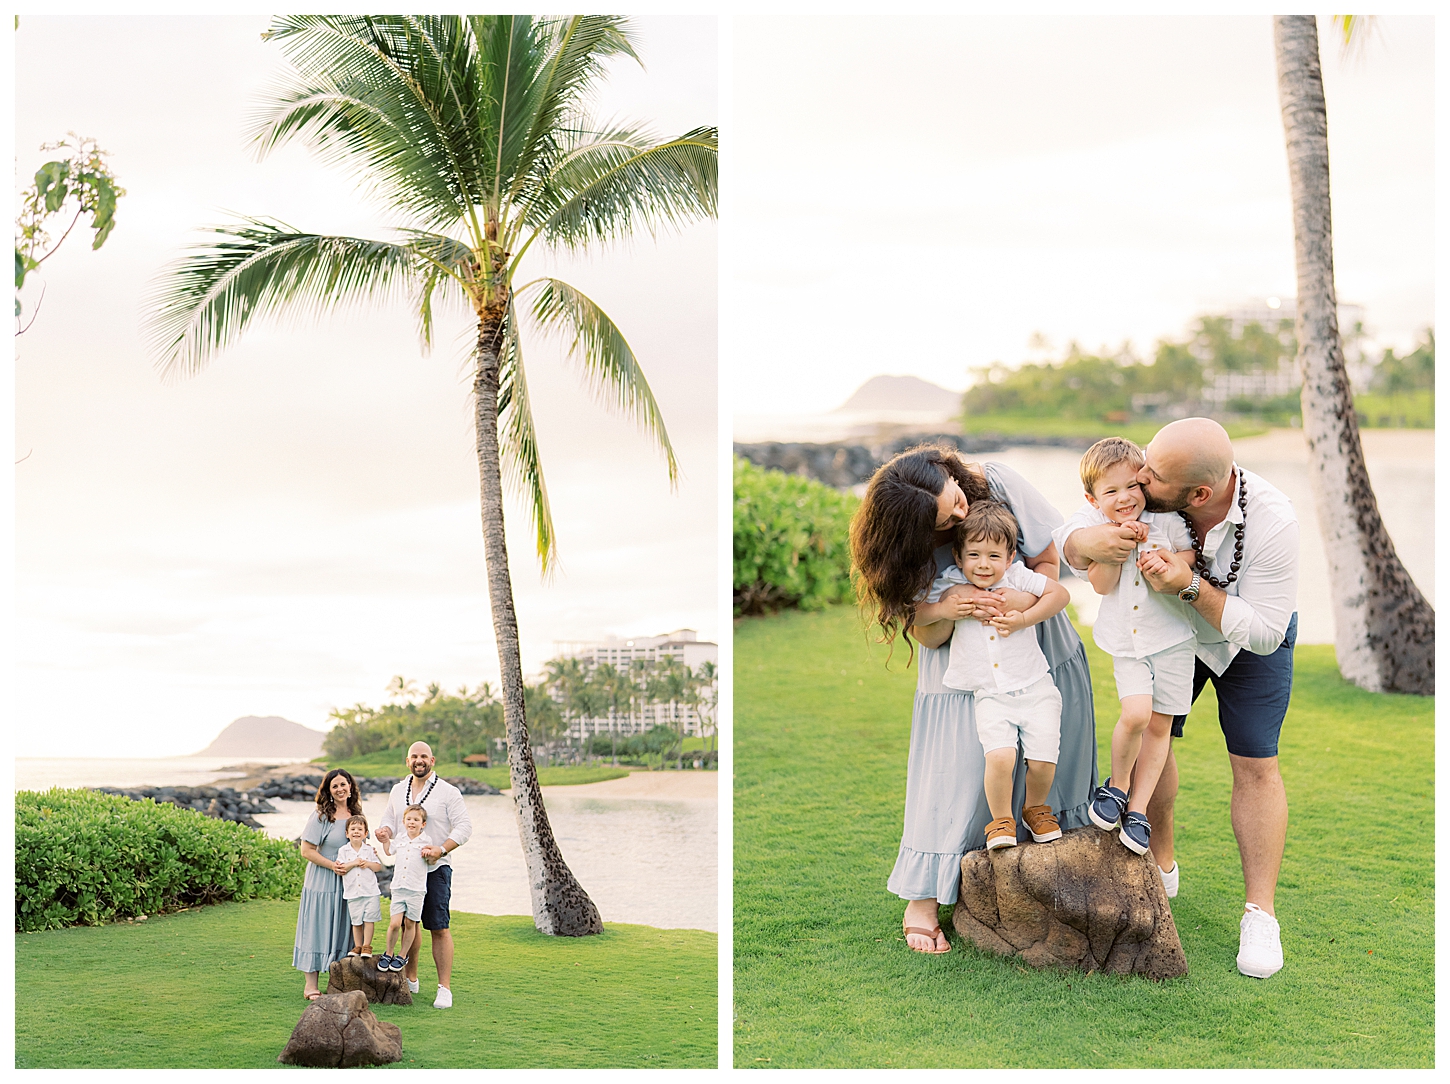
[951,826,1188,980]
[277,989,402,1067]
[326,955,413,1005]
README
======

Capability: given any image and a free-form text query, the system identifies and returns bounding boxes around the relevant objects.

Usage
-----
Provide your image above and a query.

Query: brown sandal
[904,924,951,954]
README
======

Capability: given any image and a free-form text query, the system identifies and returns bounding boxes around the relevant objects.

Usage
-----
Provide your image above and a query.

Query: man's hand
[1138,548,1193,594]
[1066,522,1141,568]
[990,609,1029,636]
[375,826,393,847]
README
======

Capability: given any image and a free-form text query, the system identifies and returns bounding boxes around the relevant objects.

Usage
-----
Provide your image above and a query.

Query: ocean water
[735,417,1432,645]
[16,760,718,933]
[14,756,314,792]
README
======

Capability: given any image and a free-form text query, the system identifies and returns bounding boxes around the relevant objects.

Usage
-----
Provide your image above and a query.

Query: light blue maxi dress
[292,811,353,973]
[887,462,1099,904]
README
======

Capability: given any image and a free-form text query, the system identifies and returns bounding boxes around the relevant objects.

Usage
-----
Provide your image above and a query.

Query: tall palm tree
[1273,16,1432,694]
[145,15,717,934]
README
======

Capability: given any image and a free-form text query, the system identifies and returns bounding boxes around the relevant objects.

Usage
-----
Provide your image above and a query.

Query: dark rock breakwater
[92,772,501,828]
[735,432,1097,488]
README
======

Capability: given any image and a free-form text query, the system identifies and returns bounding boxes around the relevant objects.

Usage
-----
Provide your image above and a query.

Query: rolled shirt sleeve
[441,786,472,849]
[1051,504,1107,581]
[1218,516,1299,655]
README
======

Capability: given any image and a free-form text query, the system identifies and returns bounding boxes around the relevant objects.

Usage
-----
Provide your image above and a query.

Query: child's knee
[1118,696,1153,731]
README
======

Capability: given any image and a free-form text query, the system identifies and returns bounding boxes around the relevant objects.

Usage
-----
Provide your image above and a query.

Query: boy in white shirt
[938,501,1071,851]
[337,815,384,958]
[1070,437,1198,858]
[377,804,431,973]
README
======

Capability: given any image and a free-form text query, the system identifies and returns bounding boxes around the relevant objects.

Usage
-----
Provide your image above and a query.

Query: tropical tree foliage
[15,134,124,326]
[323,680,505,765]
[146,16,717,934]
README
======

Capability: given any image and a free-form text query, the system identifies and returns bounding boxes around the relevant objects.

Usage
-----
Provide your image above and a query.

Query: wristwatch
[1178,572,1201,603]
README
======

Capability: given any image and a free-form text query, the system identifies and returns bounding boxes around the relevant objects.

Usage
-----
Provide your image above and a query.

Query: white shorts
[1112,639,1196,715]
[975,675,1062,763]
[390,889,425,922]
[347,895,382,925]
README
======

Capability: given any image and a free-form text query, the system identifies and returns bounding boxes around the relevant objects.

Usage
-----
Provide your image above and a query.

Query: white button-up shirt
[1056,507,1196,660]
[937,563,1052,694]
[388,833,431,894]
[336,841,381,899]
[1055,466,1299,675]
[377,771,473,870]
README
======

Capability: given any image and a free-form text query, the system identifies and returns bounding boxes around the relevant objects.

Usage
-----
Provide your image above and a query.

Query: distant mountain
[194,716,327,759]
[834,375,963,414]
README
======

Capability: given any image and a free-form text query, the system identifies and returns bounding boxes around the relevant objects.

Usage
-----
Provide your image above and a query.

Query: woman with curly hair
[850,444,1098,954]
[293,768,364,998]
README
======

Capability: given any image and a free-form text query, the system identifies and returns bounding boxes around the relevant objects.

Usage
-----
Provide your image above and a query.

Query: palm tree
[145,16,717,934]
[1273,16,1432,694]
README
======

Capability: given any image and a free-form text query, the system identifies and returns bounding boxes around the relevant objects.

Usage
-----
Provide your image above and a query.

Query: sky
[728,13,1435,415]
[14,15,718,756]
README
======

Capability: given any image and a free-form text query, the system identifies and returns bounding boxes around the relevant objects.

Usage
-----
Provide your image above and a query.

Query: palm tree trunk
[1274,15,1433,694]
[473,313,603,935]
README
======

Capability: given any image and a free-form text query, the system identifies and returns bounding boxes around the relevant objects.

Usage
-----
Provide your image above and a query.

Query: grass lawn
[957,414,1269,445]
[317,752,629,789]
[733,604,1433,1068]
[1352,389,1433,429]
[16,899,715,1068]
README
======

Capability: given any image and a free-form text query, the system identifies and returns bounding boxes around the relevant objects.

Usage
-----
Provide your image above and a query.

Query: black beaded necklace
[1179,474,1248,589]
[405,771,438,807]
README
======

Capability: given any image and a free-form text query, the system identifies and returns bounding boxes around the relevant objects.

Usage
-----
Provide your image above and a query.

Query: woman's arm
[299,839,344,874]
[1023,541,1060,581]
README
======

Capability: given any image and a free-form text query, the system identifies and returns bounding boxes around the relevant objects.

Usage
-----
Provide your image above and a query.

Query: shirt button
[1133,605,1138,610]
[989,635,995,640]
[993,663,999,668]
[1132,629,1137,634]
[1135,580,1140,586]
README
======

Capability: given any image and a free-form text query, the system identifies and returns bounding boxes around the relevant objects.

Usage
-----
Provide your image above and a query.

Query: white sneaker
[433,985,453,1009]
[1237,903,1283,978]
[407,978,419,994]
[1159,861,1179,899]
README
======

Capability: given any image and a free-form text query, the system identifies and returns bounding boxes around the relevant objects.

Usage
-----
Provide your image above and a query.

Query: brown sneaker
[346,947,361,958]
[1022,804,1062,843]
[985,816,1018,850]
[360,943,373,958]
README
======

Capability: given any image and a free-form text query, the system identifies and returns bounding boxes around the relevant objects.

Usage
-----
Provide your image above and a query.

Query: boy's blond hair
[403,803,428,822]
[954,500,1019,558]
[1080,437,1145,493]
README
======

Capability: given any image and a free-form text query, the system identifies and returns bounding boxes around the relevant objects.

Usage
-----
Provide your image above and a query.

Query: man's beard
[411,763,431,778]
[1143,483,1195,514]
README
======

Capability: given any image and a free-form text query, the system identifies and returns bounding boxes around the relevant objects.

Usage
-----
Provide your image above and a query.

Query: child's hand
[991,610,1028,636]
[1125,520,1150,543]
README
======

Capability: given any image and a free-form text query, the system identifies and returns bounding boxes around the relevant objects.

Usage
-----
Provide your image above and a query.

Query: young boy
[937,501,1072,851]
[377,804,431,973]
[1074,437,1198,867]
[337,815,384,958]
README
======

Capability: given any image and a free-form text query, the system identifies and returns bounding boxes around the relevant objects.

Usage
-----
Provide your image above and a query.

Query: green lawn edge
[17,900,716,1068]
[733,604,1433,1068]
[314,756,632,789]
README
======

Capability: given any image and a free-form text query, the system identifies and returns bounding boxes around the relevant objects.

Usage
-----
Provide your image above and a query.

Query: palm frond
[520,276,677,485]
[497,296,558,571]
[523,125,717,255]
[253,16,487,232]
[145,218,420,379]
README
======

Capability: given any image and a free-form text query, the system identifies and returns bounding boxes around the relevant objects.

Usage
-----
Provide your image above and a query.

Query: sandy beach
[544,769,718,801]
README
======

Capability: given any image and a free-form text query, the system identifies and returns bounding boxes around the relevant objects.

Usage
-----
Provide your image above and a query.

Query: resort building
[544,629,719,741]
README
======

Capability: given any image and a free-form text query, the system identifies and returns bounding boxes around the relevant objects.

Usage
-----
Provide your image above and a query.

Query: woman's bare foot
[902,898,949,953]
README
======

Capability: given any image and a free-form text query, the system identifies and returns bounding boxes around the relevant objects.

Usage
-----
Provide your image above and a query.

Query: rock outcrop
[277,990,402,1067]
[326,955,413,1005]
[952,826,1188,980]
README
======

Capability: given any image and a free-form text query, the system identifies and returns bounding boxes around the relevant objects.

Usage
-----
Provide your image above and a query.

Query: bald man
[1056,418,1299,979]
[376,741,472,1007]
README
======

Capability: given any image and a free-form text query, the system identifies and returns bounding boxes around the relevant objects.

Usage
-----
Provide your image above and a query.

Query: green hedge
[16,789,305,932]
[733,456,858,616]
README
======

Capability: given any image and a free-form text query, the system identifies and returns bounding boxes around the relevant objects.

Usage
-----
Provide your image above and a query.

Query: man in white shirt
[376,741,473,1008]
[1059,418,1299,980]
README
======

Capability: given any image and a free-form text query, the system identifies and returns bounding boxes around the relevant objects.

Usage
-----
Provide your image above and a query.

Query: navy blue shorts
[421,865,452,931]
[1171,613,1297,759]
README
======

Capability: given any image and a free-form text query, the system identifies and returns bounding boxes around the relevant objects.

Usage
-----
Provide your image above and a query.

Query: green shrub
[734,456,858,616]
[16,789,305,932]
